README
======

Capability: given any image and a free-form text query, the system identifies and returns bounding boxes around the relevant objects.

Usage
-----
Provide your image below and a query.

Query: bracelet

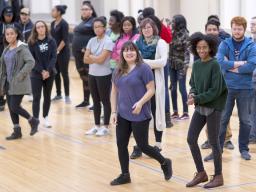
[112,112,117,114]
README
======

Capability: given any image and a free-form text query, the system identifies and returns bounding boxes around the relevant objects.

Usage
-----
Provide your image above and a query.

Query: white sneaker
[85,127,99,135]
[65,96,71,104]
[44,116,52,128]
[95,127,109,136]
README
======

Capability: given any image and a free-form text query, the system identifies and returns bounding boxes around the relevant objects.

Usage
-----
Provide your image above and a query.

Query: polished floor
[0,62,255,192]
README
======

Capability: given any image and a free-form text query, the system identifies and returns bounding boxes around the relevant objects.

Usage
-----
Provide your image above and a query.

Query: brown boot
[204,174,224,188]
[186,171,208,187]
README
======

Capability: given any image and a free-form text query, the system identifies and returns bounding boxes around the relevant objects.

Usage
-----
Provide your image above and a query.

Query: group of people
[0,0,256,189]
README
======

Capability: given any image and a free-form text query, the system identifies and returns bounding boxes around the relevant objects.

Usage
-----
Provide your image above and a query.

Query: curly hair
[189,32,218,58]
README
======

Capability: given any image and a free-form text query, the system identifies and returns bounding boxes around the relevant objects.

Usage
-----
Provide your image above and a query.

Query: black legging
[116,115,166,174]
[88,74,111,125]
[74,50,90,103]
[6,95,31,124]
[187,110,222,175]
[55,51,70,96]
[31,76,55,118]
[151,95,163,142]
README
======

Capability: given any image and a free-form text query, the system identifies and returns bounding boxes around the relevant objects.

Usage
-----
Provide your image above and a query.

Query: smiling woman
[0,26,37,140]
[110,41,172,186]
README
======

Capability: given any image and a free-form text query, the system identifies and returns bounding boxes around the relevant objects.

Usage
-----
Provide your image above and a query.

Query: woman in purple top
[110,41,172,186]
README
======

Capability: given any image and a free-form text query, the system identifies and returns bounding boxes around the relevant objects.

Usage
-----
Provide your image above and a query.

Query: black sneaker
[89,105,94,111]
[224,140,234,150]
[201,140,211,149]
[29,117,40,136]
[6,127,22,140]
[75,101,90,108]
[130,146,142,159]
[52,95,62,101]
[165,112,173,128]
[161,158,172,180]
[241,151,251,160]
[0,105,4,111]
[110,173,131,186]
[204,153,213,162]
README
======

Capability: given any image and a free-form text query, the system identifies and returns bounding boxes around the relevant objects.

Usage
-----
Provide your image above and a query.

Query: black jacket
[17,19,33,43]
[72,17,95,52]
[29,37,57,79]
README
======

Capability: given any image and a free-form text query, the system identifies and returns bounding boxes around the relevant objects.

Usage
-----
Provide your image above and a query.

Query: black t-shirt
[50,19,69,53]
[232,38,245,60]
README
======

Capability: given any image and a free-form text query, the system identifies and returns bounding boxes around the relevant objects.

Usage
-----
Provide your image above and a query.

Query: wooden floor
[0,61,256,192]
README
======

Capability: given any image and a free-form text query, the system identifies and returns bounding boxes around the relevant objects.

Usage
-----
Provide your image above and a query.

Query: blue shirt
[113,63,154,122]
[217,36,256,89]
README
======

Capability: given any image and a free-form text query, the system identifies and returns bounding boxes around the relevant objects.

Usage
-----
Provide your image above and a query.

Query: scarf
[136,35,160,59]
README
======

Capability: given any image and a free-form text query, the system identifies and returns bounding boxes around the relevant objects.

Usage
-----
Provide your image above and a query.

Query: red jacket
[160,23,172,43]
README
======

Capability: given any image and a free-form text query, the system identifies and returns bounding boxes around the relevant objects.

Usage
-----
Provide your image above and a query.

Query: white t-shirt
[86,35,114,76]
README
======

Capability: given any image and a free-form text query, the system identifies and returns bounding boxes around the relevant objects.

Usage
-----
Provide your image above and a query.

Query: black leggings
[116,115,166,174]
[55,51,70,96]
[74,51,90,103]
[151,95,163,142]
[31,76,55,118]
[6,95,31,125]
[88,74,111,125]
[187,110,222,175]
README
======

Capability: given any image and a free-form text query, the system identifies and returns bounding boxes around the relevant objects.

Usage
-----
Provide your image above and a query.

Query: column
[219,0,240,29]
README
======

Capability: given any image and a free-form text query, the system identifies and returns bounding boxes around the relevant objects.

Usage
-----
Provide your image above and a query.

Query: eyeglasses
[94,25,104,29]
[81,8,91,11]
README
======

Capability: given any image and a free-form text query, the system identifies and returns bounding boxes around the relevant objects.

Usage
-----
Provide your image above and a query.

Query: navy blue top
[113,63,154,122]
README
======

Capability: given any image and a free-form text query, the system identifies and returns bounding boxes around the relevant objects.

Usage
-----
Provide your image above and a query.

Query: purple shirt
[113,63,154,122]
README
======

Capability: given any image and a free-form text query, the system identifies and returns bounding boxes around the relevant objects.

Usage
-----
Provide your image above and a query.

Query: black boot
[161,158,173,180]
[29,117,40,136]
[130,146,142,159]
[110,173,131,186]
[165,112,173,128]
[6,126,22,140]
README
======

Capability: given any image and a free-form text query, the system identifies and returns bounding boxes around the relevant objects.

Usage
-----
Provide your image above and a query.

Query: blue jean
[164,63,170,113]
[170,67,188,113]
[250,90,256,139]
[219,89,252,152]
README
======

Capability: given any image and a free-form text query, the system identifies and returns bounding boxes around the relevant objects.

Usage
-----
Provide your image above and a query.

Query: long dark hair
[28,20,50,46]
[119,16,138,40]
[82,1,97,18]
[3,25,22,46]
[172,14,189,32]
[116,41,143,78]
